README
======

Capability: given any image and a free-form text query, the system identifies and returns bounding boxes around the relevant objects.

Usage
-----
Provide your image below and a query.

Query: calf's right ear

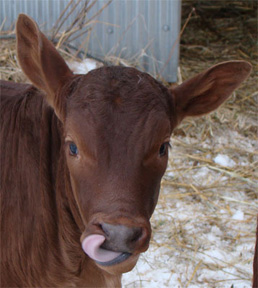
[16,14,74,119]
[170,61,252,125]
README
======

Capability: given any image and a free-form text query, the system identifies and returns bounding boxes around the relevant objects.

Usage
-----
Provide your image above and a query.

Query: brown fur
[0,14,254,287]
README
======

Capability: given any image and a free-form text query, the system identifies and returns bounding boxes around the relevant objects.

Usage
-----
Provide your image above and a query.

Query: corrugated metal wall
[0,0,181,82]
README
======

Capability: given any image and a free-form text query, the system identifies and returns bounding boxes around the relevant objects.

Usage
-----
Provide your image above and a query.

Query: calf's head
[16,14,252,274]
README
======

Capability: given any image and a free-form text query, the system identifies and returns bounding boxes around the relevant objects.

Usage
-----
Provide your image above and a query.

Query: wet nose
[100,223,147,253]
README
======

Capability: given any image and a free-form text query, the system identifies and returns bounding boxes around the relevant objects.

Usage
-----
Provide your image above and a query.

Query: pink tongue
[82,235,122,263]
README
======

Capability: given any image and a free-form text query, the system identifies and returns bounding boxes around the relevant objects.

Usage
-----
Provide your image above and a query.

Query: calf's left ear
[170,61,252,124]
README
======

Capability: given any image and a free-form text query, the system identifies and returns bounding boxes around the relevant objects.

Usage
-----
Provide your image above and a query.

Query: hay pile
[0,1,257,287]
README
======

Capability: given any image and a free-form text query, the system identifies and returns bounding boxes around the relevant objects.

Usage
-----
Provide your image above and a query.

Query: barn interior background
[0,0,257,287]
[0,0,181,82]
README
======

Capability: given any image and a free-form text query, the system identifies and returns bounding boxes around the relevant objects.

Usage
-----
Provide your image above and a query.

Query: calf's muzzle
[82,221,150,266]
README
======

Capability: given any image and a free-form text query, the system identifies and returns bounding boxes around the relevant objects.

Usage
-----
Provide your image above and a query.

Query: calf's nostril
[129,227,142,243]
[100,223,145,253]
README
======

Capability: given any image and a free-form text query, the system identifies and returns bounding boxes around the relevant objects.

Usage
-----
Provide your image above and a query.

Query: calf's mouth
[82,234,131,266]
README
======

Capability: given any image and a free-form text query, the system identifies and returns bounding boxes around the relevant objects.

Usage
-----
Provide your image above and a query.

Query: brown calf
[0,14,254,287]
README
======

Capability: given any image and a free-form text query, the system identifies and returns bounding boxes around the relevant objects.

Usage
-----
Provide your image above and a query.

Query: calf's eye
[69,142,78,156]
[159,142,171,157]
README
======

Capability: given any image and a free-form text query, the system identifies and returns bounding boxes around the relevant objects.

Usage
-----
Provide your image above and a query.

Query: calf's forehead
[67,67,172,110]
[65,66,174,133]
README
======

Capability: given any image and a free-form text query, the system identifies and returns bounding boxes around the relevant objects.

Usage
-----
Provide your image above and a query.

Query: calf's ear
[170,61,252,124]
[16,14,73,119]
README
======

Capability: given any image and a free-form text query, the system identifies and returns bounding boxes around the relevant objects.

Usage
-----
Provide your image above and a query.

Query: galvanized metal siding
[0,0,181,82]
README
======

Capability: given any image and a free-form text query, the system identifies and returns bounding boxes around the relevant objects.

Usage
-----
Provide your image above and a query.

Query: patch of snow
[232,210,244,220]
[211,225,222,236]
[67,58,101,74]
[206,232,219,242]
[166,171,175,177]
[197,269,250,288]
[213,154,236,167]
[194,166,210,178]
[236,243,254,253]
[200,248,229,264]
